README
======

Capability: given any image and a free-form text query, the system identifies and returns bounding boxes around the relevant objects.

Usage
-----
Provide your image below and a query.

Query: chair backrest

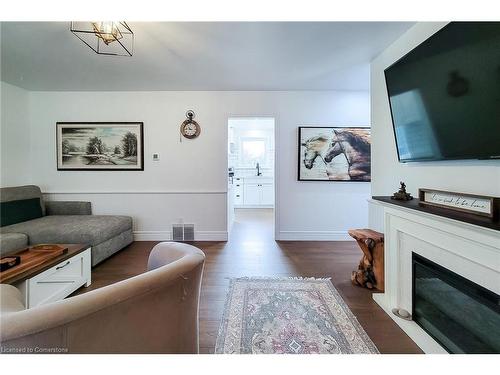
[0,242,205,353]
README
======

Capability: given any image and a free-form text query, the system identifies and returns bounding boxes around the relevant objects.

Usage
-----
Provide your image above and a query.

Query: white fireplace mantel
[368,198,500,353]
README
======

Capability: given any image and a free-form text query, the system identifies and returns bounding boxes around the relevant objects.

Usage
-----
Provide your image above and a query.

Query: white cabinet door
[244,183,260,205]
[261,184,274,205]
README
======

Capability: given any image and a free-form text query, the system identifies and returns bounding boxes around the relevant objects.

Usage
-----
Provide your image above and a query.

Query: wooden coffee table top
[0,244,89,285]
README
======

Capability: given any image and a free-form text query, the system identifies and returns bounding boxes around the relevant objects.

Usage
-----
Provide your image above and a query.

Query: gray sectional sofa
[0,185,133,266]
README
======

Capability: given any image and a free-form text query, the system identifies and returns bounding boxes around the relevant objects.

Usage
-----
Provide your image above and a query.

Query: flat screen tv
[385,22,500,162]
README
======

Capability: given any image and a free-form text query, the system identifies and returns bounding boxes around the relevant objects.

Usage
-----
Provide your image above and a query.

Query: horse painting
[301,135,329,169]
[298,127,371,181]
[300,134,348,180]
[324,129,371,181]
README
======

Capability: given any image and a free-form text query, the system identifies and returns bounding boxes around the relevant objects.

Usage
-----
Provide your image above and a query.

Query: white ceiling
[0,22,414,91]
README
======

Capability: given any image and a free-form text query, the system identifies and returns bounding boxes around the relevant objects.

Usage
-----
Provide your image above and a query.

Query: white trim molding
[133,231,228,242]
[195,231,228,241]
[234,205,274,209]
[133,231,171,241]
[43,191,227,195]
[278,231,352,241]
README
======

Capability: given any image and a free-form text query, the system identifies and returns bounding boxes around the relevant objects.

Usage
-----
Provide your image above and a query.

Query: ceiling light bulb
[91,21,123,45]
[71,21,134,56]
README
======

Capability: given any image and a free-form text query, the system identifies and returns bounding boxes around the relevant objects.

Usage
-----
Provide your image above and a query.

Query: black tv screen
[385,22,500,162]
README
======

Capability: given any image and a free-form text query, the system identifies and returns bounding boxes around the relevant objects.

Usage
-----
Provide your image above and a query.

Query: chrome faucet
[256,162,262,176]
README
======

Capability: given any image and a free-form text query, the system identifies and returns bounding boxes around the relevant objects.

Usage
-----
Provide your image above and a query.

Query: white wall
[0,82,31,186]
[23,90,371,240]
[369,22,500,231]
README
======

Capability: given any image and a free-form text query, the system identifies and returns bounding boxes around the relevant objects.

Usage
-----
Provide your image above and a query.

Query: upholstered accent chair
[0,242,205,354]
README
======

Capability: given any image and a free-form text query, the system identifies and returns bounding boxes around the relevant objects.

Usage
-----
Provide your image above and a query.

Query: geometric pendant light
[70,21,134,56]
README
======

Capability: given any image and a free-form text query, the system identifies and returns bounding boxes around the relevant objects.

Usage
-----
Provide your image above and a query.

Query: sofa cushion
[1,198,43,227]
[0,185,45,215]
[0,233,28,255]
[0,215,132,247]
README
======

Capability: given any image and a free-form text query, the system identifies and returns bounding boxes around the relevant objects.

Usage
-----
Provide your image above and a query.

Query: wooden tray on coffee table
[0,244,90,285]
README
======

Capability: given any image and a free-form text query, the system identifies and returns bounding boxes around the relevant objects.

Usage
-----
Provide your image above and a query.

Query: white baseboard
[277,231,352,241]
[133,231,227,241]
[234,205,274,209]
[133,231,171,241]
[195,231,228,241]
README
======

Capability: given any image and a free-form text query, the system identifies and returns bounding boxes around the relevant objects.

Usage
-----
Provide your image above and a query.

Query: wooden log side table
[348,229,384,291]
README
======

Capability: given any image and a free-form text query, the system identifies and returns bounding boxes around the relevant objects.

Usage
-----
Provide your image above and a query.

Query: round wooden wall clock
[180,110,201,139]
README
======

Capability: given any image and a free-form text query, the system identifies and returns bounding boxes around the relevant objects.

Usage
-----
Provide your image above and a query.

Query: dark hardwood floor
[75,209,422,354]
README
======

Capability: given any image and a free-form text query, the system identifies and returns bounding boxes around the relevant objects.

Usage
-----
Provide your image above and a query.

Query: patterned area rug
[215,277,379,354]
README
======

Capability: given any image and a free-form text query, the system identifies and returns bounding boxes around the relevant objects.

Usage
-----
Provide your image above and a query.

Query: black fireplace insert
[412,252,500,353]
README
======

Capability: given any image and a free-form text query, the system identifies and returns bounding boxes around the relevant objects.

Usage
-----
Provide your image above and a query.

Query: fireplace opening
[412,252,500,353]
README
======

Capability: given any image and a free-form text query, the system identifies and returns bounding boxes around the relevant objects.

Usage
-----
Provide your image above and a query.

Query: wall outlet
[152,153,160,161]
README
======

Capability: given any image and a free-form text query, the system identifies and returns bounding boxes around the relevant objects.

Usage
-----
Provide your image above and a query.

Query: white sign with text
[424,191,491,215]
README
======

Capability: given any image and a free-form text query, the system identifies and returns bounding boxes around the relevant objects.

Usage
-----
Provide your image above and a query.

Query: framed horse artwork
[298,126,371,182]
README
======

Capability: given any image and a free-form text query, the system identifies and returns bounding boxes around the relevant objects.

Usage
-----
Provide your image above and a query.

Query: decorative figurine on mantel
[391,181,413,201]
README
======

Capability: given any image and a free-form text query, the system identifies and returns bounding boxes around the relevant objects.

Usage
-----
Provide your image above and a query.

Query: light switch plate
[152,153,160,161]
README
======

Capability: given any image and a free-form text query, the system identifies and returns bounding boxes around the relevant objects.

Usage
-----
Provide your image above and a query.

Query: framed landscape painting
[298,126,371,182]
[56,122,144,171]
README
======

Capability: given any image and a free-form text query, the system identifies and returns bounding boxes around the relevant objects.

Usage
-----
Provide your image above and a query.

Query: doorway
[227,117,275,238]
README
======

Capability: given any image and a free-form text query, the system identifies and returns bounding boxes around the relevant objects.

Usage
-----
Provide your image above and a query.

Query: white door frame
[226,115,279,240]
